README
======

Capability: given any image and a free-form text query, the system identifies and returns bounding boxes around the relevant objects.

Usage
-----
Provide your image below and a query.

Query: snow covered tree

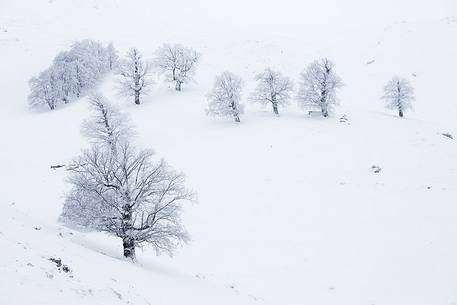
[62,143,192,260]
[51,54,81,102]
[81,93,132,151]
[54,40,112,97]
[297,58,343,117]
[69,40,111,76]
[28,69,60,110]
[117,48,151,105]
[61,94,193,260]
[155,44,200,91]
[28,40,116,110]
[382,77,415,117]
[249,68,293,115]
[105,42,119,70]
[206,71,244,122]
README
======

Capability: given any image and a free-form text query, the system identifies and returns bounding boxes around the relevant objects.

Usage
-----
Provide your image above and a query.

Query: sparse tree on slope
[155,44,200,91]
[117,48,150,105]
[382,77,414,117]
[60,94,193,260]
[250,68,293,115]
[297,58,343,117]
[206,71,244,122]
[81,94,132,151]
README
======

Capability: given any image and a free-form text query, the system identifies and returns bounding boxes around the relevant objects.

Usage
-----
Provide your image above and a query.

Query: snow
[1,0,457,305]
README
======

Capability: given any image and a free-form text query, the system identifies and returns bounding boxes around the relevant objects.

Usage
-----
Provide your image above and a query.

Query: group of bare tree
[30,41,413,118]
[28,40,117,110]
[60,94,194,260]
[206,58,415,122]
[116,44,201,105]
[206,58,343,122]
[29,42,200,109]
[44,49,414,262]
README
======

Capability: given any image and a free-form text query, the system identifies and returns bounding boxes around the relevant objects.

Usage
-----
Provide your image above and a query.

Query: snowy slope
[1,0,457,305]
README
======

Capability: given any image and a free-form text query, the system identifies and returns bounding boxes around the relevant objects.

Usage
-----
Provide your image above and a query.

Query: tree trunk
[322,108,329,117]
[399,109,403,117]
[175,81,182,91]
[272,102,279,115]
[234,114,240,123]
[123,236,136,260]
[134,90,140,105]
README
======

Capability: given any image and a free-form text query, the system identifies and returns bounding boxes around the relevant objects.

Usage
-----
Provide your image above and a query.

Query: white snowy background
[1,0,457,304]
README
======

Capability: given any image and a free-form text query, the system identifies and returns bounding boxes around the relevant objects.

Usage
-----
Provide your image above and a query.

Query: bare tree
[382,77,415,117]
[249,68,293,115]
[60,94,193,260]
[28,69,60,110]
[297,58,343,117]
[81,94,132,150]
[206,71,244,122]
[117,48,151,105]
[155,44,200,91]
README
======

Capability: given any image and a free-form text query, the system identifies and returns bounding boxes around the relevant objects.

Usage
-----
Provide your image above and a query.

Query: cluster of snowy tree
[28,40,118,110]
[29,42,201,109]
[206,58,343,122]
[60,94,194,260]
[116,44,200,105]
[206,58,415,122]
[30,41,414,118]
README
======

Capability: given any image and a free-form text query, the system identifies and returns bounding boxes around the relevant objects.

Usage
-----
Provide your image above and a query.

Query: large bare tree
[61,94,193,260]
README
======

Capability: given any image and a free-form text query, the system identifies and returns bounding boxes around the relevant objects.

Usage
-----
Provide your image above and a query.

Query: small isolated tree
[249,68,293,115]
[155,44,200,91]
[60,94,193,260]
[297,58,343,117]
[206,71,244,122]
[382,77,415,117]
[117,48,150,105]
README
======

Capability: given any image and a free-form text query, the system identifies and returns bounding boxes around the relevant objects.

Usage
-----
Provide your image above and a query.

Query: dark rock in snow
[62,265,70,273]
[371,165,382,173]
[49,257,62,267]
[48,257,71,273]
[339,114,349,123]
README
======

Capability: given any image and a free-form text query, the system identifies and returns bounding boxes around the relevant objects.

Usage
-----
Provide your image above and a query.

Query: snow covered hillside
[1,0,457,305]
